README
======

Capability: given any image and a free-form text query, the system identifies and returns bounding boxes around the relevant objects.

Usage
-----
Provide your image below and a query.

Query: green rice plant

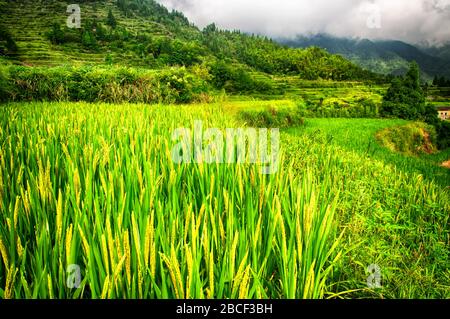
[0,102,448,299]
[283,119,449,298]
[0,101,342,299]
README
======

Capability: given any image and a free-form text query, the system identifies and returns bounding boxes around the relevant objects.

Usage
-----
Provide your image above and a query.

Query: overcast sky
[156,0,450,46]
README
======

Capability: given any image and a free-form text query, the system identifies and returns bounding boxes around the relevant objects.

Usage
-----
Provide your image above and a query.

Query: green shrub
[208,60,275,94]
[296,98,380,119]
[435,121,450,149]
[0,66,10,102]
[376,122,438,156]
[2,65,212,104]
[106,9,117,29]
[239,107,304,128]
[0,26,18,55]
[45,23,67,45]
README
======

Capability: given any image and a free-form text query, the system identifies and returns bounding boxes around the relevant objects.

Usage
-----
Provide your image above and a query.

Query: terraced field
[0,101,448,299]
[0,0,188,67]
[1,0,449,302]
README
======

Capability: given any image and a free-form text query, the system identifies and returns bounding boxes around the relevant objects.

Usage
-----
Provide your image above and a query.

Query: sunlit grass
[0,102,341,299]
[0,102,448,299]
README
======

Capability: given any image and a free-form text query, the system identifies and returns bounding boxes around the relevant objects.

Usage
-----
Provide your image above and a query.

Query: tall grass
[376,122,438,156]
[1,102,448,299]
[283,119,450,298]
[0,102,341,299]
[0,65,211,104]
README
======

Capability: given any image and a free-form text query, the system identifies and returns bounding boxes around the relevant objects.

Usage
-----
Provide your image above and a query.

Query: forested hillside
[0,0,380,82]
[281,34,450,81]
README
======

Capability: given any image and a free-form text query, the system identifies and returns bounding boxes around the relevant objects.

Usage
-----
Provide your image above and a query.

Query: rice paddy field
[0,101,449,299]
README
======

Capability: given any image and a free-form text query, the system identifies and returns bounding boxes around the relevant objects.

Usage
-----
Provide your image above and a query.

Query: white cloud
[156,0,450,45]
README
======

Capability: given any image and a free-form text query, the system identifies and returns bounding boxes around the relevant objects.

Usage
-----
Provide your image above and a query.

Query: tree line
[42,0,384,83]
[381,62,450,149]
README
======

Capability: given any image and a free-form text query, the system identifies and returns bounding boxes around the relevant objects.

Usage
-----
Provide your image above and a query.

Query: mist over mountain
[278,34,450,80]
[421,43,450,61]
[152,0,450,81]
[157,0,450,46]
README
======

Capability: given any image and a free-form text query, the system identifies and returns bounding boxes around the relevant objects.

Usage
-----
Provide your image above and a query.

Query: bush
[208,60,274,94]
[296,98,379,118]
[157,67,210,103]
[106,9,117,29]
[239,107,304,128]
[1,65,212,104]
[0,26,18,55]
[0,66,10,102]
[381,62,426,120]
[435,121,450,150]
[376,122,438,156]
[82,31,98,50]
[46,23,66,45]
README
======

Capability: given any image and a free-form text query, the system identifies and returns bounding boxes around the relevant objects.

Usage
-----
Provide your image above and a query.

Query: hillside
[422,43,450,62]
[280,34,450,81]
[0,0,379,83]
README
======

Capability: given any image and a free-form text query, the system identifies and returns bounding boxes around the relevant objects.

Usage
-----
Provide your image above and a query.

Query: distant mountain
[421,43,450,64]
[279,34,450,80]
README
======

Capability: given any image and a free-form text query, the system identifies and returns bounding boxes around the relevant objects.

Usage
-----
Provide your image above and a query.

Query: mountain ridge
[278,34,450,81]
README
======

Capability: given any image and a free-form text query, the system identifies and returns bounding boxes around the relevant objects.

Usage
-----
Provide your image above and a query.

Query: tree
[203,23,217,34]
[95,23,107,41]
[0,26,18,54]
[106,9,117,29]
[404,61,420,89]
[81,31,97,49]
[433,75,438,86]
[46,23,66,45]
[105,53,113,65]
[381,62,426,120]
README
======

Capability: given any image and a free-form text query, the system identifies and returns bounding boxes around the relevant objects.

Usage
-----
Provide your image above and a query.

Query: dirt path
[420,128,435,154]
[442,160,450,169]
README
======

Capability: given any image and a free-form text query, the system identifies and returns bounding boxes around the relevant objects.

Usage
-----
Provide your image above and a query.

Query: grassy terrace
[1,0,184,67]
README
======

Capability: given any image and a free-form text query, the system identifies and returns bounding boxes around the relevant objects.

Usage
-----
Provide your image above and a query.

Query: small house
[437,106,450,121]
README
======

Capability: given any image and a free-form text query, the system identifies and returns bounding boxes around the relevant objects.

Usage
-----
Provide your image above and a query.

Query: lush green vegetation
[381,62,450,150]
[0,102,448,299]
[297,96,380,118]
[239,107,304,128]
[0,102,342,299]
[0,25,17,56]
[0,0,386,103]
[0,0,383,84]
[286,118,450,187]
[0,62,390,104]
[0,64,212,104]
[284,118,449,298]
[376,122,437,156]
[0,0,449,301]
